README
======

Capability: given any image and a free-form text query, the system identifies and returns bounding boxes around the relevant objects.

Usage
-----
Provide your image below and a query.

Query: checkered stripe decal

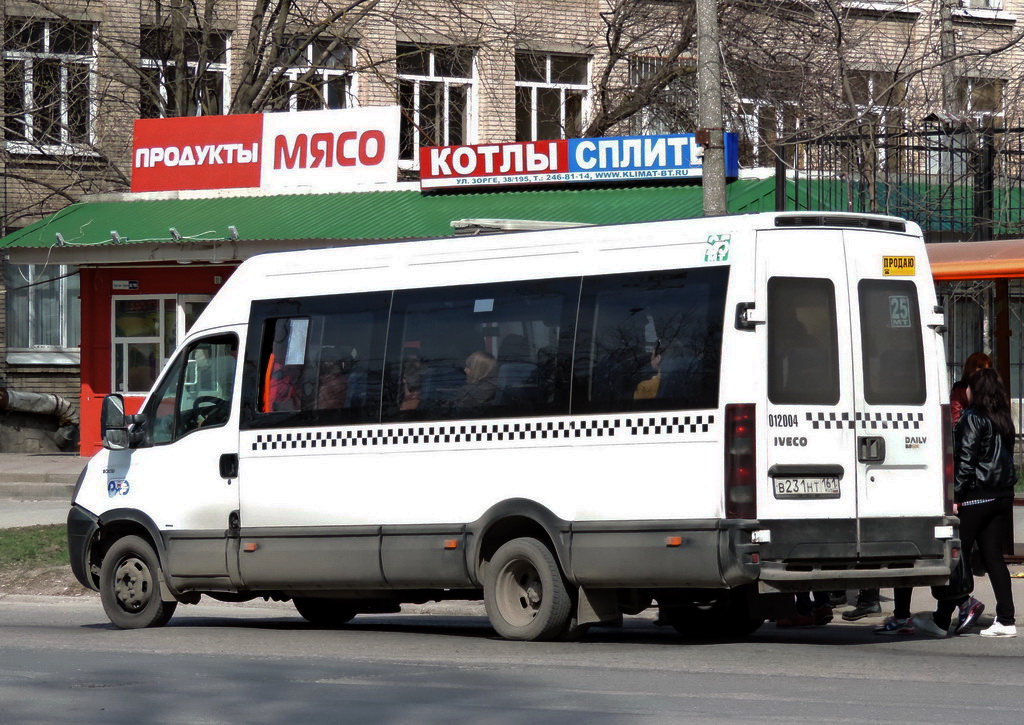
[806,411,924,431]
[251,414,714,451]
[806,412,855,430]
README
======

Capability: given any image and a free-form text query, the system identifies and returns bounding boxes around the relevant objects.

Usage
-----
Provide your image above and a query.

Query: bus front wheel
[484,537,572,641]
[99,535,177,629]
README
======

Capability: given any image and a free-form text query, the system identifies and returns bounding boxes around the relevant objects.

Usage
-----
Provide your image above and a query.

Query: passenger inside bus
[453,350,498,414]
[634,339,667,400]
[316,353,353,410]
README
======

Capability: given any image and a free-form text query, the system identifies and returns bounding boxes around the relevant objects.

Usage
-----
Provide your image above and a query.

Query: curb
[0,483,74,501]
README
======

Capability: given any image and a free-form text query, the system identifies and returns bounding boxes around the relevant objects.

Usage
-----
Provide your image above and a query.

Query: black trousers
[934,497,1016,628]
[855,587,912,620]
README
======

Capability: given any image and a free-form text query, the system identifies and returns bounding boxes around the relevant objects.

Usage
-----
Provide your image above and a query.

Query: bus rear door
[843,230,945,529]
[755,229,860,535]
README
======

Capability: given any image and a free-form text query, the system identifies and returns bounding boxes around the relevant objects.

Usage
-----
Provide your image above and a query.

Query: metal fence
[777,119,1024,242]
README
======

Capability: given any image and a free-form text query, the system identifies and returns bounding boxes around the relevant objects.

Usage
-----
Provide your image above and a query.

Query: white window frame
[514,51,589,142]
[111,294,212,394]
[846,70,904,166]
[140,29,231,117]
[955,76,1003,121]
[273,38,357,112]
[396,44,476,165]
[627,56,691,136]
[2,18,96,154]
[735,97,798,169]
[5,263,81,364]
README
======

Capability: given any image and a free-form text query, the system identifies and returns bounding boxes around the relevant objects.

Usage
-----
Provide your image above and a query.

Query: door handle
[219,453,239,479]
[858,436,886,463]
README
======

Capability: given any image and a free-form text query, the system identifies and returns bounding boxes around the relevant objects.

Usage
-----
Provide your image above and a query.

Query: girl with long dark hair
[914,368,1018,637]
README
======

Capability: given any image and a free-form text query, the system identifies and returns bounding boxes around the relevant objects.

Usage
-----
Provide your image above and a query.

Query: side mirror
[101,394,129,450]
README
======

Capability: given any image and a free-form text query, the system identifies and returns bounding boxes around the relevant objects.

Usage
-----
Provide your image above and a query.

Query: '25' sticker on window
[888,295,912,328]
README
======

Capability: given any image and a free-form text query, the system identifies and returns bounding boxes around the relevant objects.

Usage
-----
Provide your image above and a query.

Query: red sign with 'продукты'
[131,107,400,193]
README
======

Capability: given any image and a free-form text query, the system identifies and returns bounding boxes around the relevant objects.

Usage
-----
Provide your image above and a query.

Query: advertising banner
[419,133,740,190]
[131,107,400,193]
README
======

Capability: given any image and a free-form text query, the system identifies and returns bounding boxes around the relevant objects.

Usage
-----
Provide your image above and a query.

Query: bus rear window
[858,279,926,405]
[768,277,840,405]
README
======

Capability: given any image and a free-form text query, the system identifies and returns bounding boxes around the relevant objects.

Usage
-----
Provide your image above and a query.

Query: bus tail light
[725,403,757,519]
[941,403,954,515]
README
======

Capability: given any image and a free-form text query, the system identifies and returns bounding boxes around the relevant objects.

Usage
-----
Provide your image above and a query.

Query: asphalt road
[1,595,1023,724]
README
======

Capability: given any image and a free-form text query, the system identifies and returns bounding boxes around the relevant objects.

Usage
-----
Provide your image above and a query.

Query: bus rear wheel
[99,535,177,629]
[293,598,358,627]
[484,537,572,641]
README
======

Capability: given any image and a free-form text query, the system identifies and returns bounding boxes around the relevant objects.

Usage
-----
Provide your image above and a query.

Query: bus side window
[574,267,729,414]
[246,292,391,428]
[384,279,577,422]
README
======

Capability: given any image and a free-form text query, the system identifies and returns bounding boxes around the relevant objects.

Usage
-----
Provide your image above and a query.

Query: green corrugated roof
[1,179,786,250]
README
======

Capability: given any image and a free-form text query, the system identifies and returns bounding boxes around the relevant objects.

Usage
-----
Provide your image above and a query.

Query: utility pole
[939,0,957,111]
[697,0,726,215]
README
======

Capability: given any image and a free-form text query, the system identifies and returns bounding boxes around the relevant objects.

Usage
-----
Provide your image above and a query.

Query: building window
[735,99,798,168]
[397,43,474,162]
[847,69,905,131]
[4,263,81,361]
[267,36,356,112]
[515,51,588,141]
[962,0,1003,9]
[2,18,94,151]
[956,77,1002,118]
[140,28,229,118]
[627,57,694,136]
[112,295,210,393]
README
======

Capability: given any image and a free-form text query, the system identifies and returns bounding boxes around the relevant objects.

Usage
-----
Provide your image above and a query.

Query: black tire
[293,598,358,627]
[484,537,572,641]
[99,535,177,629]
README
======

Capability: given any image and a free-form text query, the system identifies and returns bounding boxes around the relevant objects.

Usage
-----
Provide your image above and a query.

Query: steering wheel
[192,396,228,426]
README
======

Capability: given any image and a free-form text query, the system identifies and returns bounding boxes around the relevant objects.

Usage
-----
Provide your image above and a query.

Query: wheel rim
[495,557,544,627]
[112,555,153,613]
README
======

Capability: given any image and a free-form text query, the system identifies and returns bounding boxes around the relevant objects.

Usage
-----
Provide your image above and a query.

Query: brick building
[3,0,1024,451]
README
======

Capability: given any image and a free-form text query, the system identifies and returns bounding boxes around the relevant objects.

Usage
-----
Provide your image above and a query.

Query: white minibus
[68,211,958,640]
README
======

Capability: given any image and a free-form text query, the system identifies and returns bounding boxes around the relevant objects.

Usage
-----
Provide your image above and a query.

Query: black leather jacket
[952,408,1017,502]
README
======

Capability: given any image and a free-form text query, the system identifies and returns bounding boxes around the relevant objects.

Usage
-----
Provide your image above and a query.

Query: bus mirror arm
[735,302,765,331]
[126,413,148,447]
[927,305,947,334]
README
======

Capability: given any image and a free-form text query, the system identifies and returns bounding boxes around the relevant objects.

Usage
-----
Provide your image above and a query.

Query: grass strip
[0,524,69,569]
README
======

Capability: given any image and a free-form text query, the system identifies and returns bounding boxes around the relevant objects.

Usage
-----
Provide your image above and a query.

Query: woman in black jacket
[915,368,1017,637]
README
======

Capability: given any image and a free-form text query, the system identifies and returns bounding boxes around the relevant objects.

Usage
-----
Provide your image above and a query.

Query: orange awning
[928,239,1024,280]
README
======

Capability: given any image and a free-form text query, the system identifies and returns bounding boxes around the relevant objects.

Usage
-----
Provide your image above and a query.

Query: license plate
[773,477,841,499]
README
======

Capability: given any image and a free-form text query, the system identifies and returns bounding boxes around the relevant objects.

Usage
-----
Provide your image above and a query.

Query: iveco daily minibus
[67,212,958,640]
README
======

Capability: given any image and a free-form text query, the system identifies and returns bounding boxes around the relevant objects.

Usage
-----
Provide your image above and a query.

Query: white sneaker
[911,616,949,637]
[980,622,1017,638]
